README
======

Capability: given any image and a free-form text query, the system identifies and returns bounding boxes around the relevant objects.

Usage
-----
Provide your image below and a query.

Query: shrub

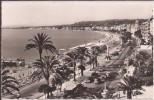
[140,76,153,86]
[87,76,95,83]
[108,72,119,79]
[74,84,87,92]
[133,91,143,96]
[91,72,100,77]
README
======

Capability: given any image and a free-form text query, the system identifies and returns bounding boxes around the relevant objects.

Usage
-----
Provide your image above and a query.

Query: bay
[2,29,106,62]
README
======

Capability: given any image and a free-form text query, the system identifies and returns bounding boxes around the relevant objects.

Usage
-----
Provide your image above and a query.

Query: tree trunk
[139,61,141,68]
[39,49,42,60]
[95,57,98,67]
[92,63,95,69]
[127,90,132,99]
[73,61,76,81]
[46,78,50,98]
[81,69,83,76]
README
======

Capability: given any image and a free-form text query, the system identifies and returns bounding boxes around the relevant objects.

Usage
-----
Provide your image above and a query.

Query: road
[109,46,131,67]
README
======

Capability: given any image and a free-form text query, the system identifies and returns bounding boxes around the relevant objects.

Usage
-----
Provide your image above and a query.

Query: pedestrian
[16,91,21,99]
[118,91,120,99]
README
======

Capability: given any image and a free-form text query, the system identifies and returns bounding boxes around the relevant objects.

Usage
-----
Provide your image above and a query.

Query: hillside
[69,19,148,27]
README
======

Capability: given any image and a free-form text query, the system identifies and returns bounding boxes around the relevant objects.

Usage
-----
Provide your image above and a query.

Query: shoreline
[69,30,111,51]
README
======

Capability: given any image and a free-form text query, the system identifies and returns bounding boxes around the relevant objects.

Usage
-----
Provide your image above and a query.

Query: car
[91,72,100,77]
[111,51,119,56]
[86,76,95,83]
[12,70,17,73]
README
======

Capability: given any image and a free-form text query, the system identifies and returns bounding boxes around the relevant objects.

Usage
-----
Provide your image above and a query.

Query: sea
[2,29,107,62]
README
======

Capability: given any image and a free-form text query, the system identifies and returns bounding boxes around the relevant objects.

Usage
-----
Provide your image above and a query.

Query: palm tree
[75,47,90,76]
[87,56,95,69]
[63,51,78,81]
[90,46,101,68]
[134,30,142,39]
[134,30,142,46]
[100,45,107,53]
[78,64,86,76]
[134,53,144,68]
[117,76,144,99]
[1,63,19,95]
[128,58,134,66]
[30,56,59,98]
[25,33,57,60]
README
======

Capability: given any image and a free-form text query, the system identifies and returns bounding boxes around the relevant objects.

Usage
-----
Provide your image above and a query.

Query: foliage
[71,19,147,27]
[133,51,153,78]
[1,63,19,95]
[62,84,98,99]
[117,76,144,99]
[107,72,119,80]
[140,76,153,86]
[63,51,79,81]
[25,33,57,59]
[90,46,102,68]
[38,84,56,94]
[38,84,56,98]
[30,56,59,82]
[120,30,132,45]
[133,90,143,96]
[147,32,153,45]
[99,45,107,53]
[75,47,89,76]
[128,58,134,66]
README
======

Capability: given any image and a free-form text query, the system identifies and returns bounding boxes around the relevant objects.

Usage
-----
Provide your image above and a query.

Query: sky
[2,1,153,27]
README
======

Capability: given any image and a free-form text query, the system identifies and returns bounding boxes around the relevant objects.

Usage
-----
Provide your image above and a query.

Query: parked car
[111,51,119,56]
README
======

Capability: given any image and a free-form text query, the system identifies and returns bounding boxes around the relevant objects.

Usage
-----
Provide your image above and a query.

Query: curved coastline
[69,30,112,51]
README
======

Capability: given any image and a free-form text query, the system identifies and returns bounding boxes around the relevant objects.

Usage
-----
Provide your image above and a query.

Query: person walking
[16,91,21,99]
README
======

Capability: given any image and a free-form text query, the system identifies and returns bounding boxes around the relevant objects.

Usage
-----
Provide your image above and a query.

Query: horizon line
[2,18,149,28]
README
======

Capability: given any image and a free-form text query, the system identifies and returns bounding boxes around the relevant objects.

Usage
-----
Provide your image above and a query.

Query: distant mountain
[68,19,148,27]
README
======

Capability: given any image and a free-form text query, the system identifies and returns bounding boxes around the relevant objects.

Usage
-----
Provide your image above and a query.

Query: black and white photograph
[1,1,153,99]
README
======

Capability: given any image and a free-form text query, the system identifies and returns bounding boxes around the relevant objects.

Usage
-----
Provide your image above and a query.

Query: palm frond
[2,76,16,81]
[28,39,38,45]
[25,44,37,50]
[2,79,19,85]
[117,82,128,91]
[123,76,131,87]
[1,87,13,94]
[43,44,57,54]
[78,65,86,70]
[30,71,43,81]
[4,84,19,92]
[1,70,9,76]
